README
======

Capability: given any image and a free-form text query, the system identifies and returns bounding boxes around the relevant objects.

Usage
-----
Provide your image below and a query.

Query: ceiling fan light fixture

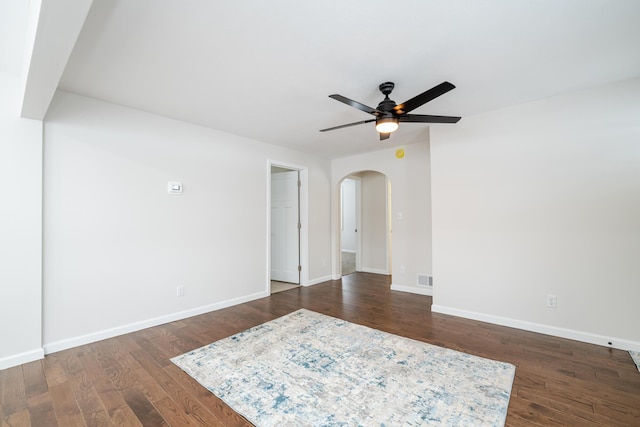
[320,81,460,138]
[375,117,399,134]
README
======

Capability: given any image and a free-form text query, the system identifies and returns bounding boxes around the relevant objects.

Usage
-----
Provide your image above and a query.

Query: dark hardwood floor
[1,273,639,426]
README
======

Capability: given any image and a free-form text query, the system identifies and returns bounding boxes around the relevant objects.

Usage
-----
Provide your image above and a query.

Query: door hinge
[297,180,301,187]
[298,265,302,272]
[298,222,302,229]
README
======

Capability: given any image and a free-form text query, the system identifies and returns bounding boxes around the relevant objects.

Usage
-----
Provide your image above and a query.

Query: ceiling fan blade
[379,132,390,141]
[319,119,376,132]
[398,114,461,124]
[394,82,456,114]
[329,95,381,115]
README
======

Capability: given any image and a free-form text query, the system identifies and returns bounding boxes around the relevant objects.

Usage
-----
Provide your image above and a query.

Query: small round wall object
[395,147,405,159]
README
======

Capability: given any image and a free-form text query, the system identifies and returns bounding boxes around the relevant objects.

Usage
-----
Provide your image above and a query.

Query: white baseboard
[303,275,333,287]
[43,290,269,355]
[0,347,45,371]
[361,267,388,275]
[391,284,433,296]
[431,304,640,352]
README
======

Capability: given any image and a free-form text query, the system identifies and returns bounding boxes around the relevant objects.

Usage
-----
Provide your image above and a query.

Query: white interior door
[341,178,357,252]
[340,177,360,275]
[271,170,299,283]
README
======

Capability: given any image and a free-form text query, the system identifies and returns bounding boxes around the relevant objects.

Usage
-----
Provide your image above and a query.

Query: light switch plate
[168,181,182,194]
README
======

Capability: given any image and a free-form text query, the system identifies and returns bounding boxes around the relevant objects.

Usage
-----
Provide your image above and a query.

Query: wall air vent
[417,275,432,287]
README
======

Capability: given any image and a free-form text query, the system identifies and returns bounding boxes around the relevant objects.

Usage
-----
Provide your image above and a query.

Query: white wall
[0,72,43,369]
[360,171,388,273]
[43,91,332,352]
[431,77,640,350]
[332,140,432,295]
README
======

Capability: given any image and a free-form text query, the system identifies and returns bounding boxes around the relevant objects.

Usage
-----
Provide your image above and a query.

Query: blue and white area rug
[630,351,640,372]
[172,309,516,426]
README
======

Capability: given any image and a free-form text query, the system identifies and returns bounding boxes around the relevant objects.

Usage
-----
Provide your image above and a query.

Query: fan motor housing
[377,98,397,113]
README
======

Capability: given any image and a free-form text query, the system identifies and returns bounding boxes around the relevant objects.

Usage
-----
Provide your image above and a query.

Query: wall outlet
[176,285,184,297]
[546,294,557,308]
[399,266,406,275]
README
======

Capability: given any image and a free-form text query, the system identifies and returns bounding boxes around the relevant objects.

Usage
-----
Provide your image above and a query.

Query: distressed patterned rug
[171,309,516,426]
[630,351,640,372]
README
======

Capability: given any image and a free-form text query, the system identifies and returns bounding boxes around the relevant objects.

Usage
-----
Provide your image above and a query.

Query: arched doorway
[339,171,392,277]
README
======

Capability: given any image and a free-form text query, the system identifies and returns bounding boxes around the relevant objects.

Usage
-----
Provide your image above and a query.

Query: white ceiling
[28,1,640,157]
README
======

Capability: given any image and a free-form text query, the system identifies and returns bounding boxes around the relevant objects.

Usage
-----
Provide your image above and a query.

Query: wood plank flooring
[2,272,639,426]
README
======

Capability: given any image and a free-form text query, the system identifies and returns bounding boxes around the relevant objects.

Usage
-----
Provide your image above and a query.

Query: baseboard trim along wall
[431,304,640,352]
[43,290,270,355]
[391,284,433,296]
[362,267,388,275]
[303,275,333,287]
[0,348,45,371]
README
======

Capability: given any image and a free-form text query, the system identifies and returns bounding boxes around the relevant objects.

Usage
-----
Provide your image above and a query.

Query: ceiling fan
[320,81,461,140]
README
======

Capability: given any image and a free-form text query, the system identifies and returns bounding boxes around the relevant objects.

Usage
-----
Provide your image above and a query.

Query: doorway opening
[339,171,392,277]
[340,177,359,275]
[270,164,302,294]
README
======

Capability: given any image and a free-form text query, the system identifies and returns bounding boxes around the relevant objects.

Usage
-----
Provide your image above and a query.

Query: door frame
[266,159,308,291]
[385,175,392,275]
